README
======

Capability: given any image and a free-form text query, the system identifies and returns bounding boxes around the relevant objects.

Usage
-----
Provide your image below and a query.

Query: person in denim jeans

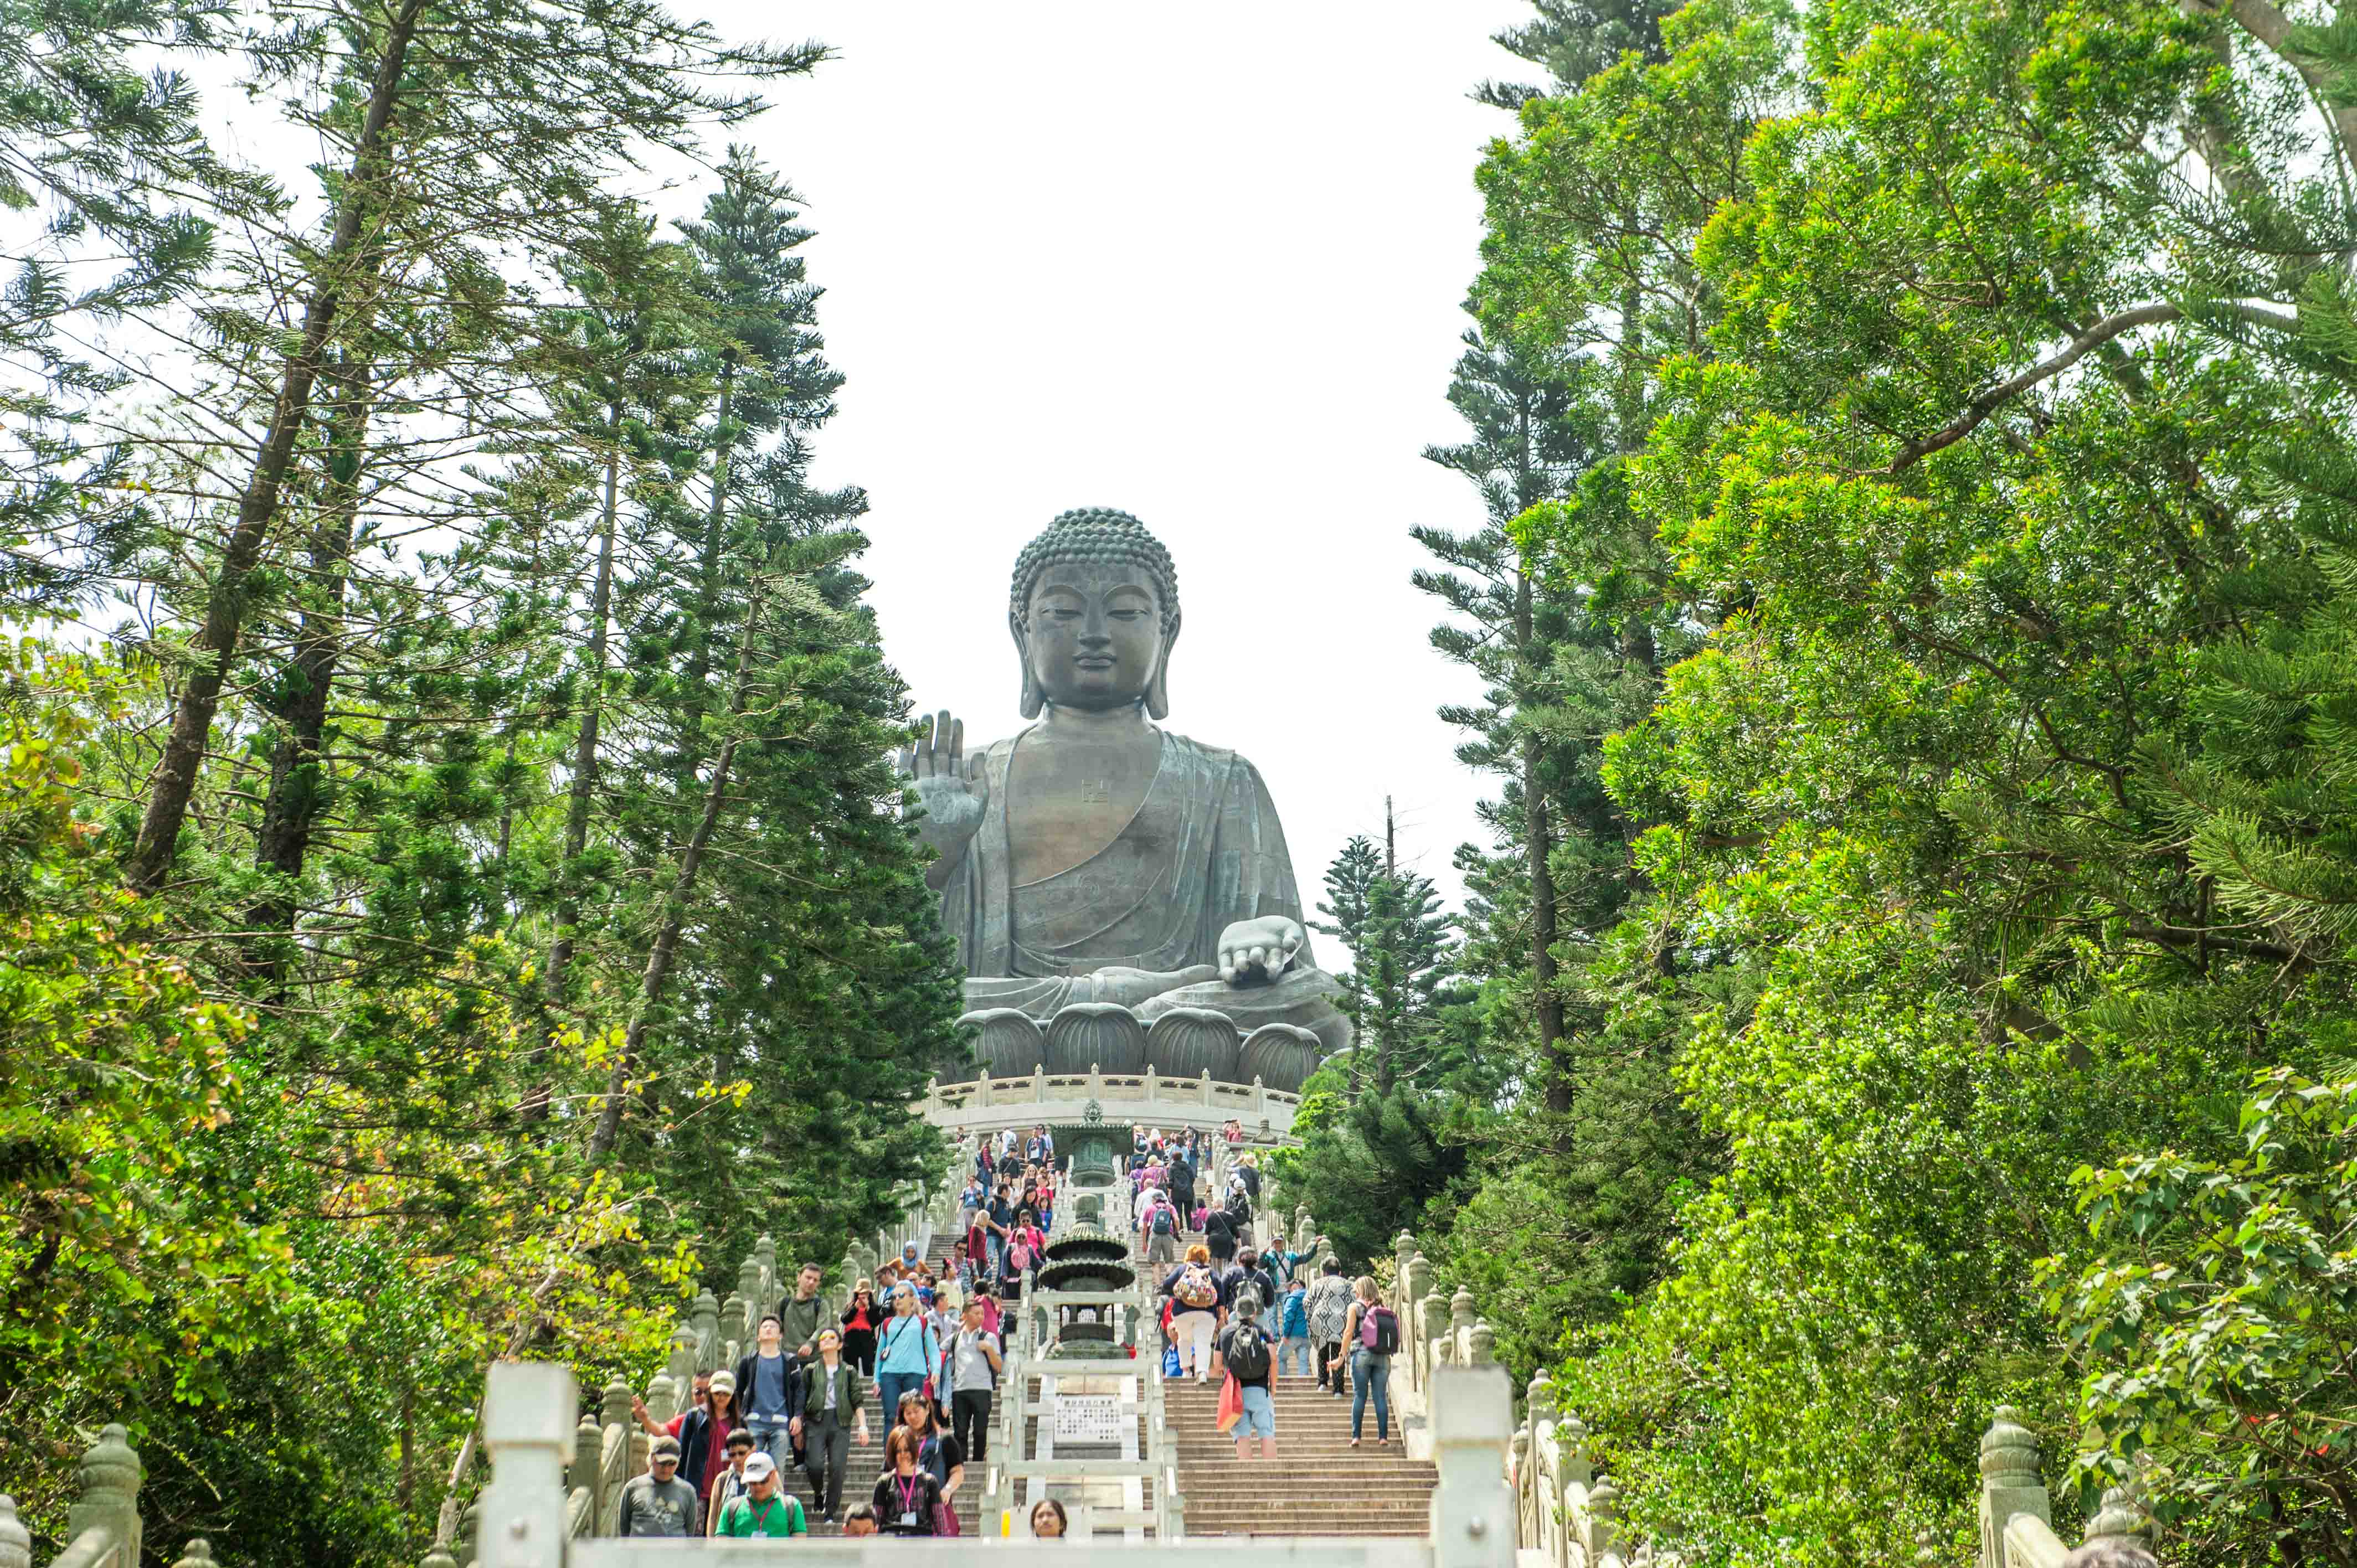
[874,1284,937,1431]
[1342,1276,1394,1446]
[1277,1276,1313,1378]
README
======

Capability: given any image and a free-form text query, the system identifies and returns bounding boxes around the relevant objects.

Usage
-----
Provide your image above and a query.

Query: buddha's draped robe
[943,728,1342,1046]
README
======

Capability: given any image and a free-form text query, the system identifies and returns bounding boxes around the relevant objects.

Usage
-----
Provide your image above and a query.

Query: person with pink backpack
[1341,1275,1399,1446]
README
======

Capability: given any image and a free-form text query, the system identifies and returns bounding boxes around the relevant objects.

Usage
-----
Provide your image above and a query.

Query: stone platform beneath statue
[922,1061,1300,1142]
[961,1001,1320,1091]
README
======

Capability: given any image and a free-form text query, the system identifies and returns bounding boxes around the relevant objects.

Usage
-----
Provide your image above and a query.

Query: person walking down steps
[801,1328,869,1524]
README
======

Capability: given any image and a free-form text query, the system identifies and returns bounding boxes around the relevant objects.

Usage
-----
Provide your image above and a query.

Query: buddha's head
[1010,508,1180,719]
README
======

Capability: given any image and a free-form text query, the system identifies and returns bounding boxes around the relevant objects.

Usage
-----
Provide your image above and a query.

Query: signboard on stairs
[1051,1392,1125,1446]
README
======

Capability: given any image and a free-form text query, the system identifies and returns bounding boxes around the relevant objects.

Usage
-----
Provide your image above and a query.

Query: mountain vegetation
[1299,3,2357,1564]
[0,6,958,1561]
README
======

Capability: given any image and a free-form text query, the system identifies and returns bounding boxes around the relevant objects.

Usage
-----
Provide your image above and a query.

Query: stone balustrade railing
[925,1065,1300,1141]
[1302,1227,2169,1568]
[0,1425,213,1568]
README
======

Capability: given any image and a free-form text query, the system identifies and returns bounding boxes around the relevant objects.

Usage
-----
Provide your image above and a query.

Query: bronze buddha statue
[900,509,1346,1059]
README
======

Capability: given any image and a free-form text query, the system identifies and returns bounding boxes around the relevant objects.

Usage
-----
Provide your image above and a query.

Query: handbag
[932,1499,961,1537]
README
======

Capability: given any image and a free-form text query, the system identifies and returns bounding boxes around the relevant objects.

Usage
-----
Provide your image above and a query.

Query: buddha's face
[1022,560,1165,712]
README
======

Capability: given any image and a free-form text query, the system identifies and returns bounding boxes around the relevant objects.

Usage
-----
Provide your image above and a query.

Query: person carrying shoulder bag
[1342,1275,1398,1447]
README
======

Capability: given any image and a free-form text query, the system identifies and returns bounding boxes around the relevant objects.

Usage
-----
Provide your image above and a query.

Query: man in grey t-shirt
[619,1439,701,1537]
[946,1294,1003,1463]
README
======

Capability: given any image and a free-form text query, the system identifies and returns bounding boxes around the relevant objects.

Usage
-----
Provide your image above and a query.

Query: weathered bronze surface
[902,509,1346,1084]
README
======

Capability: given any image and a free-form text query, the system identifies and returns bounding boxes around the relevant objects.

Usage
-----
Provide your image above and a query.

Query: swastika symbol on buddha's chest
[1080,776,1113,804]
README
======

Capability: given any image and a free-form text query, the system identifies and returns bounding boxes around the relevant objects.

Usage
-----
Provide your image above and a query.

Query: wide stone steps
[1164,1374,1432,1539]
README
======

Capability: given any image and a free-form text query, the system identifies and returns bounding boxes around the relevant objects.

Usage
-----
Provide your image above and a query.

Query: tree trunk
[126,0,426,891]
[585,591,763,1164]
[545,408,623,1000]
[246,356,374,964]
[1515,568,1571,1115]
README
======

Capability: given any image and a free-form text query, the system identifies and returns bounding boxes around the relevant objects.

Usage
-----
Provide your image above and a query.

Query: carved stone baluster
[570,1414,600,1516]
[172,1540,222,1568]
[2082,1479,2157,1551]
[1977,1406,2050,1568]
[0,1495,29,1568]
[68,1422,143,1566]
[1429,1361,1516,1568]
[475,1362,574,1568]
[1588,1478,1621,1563]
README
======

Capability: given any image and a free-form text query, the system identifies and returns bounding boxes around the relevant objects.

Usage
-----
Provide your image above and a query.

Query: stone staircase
[1165,1371,1434,1536]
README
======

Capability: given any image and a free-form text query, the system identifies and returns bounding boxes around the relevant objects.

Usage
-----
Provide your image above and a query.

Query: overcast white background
[693,5,1536,919]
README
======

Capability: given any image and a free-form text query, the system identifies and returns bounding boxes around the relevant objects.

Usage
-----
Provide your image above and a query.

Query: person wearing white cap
[714,1451,808,1538]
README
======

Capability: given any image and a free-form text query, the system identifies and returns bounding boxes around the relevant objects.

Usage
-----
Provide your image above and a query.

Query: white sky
[705,4,1538,917]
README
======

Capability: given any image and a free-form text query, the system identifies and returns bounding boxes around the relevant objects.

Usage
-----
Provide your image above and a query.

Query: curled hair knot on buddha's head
[1010,508,1179,636]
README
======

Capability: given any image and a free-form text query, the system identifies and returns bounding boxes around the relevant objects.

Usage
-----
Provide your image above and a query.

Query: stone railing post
[1393,1230,1417,1309]
[1429,1361,1516,1568]
[2082,1481,2157,1554]
[692,1290,721,1368]
[0,1495,29,1568]
[976,1066,992,1105]
[1199,1068,1214,1105]
[737,1252,763,1314]
[1469,1321,1497,1365]
[1419,1288,1446,1386]
[67,1422,143,1565]
[1978,1406,2051,1568]
[925,1075,940,1112]
[172,1541,220,1568]
[1450,1286,1477,1363]
[646,1371,680,1428]
[475,1363,573,1568]
[1145,1065,1160,1102]
[664,1322,698,1399]
[570,1414,601,1524]
[1033,1065,1047,1102]
[1587,1478,1622,1563]
[1253,1075,1266,1116]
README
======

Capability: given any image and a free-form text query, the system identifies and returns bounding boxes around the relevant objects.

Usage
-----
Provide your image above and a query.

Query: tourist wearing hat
[714,1451,808,1537]
[674,1367,742,1520]
[618,1438,699,1537]
[874,1282,939,1435]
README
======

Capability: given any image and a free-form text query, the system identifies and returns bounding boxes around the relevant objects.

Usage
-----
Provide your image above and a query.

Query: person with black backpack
[1342,1276,1399,1447]
[1217,1287,1279,1460]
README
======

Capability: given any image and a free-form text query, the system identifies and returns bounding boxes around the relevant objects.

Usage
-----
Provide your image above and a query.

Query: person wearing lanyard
[714,1453,808,1538]
[871,1426,944,1535]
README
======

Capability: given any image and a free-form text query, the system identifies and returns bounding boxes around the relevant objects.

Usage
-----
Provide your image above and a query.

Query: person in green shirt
[714,1453,807,1538]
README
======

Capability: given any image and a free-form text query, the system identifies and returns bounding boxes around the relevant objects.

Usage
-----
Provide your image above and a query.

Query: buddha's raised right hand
[899,708,987,861]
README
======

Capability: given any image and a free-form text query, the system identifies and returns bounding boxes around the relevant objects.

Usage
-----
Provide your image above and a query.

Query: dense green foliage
[1300,2,2357,1564]
[0,9,959,1564]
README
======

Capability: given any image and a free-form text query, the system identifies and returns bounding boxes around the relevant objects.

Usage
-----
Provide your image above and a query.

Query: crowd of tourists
[610,1120,1407,1541]
[1124,1125,1399,1463]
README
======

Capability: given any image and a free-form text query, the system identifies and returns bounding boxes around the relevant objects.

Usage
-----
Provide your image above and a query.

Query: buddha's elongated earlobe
[1145,611,1180,720]
[1013,611,1044,718]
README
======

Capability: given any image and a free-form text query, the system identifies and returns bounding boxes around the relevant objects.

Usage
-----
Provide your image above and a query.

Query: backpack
[1151,1205,1175,1236]
[1176,1263,1217,1309]
[1223,1326,1271,1382]
[1364,1304,1401,1355]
